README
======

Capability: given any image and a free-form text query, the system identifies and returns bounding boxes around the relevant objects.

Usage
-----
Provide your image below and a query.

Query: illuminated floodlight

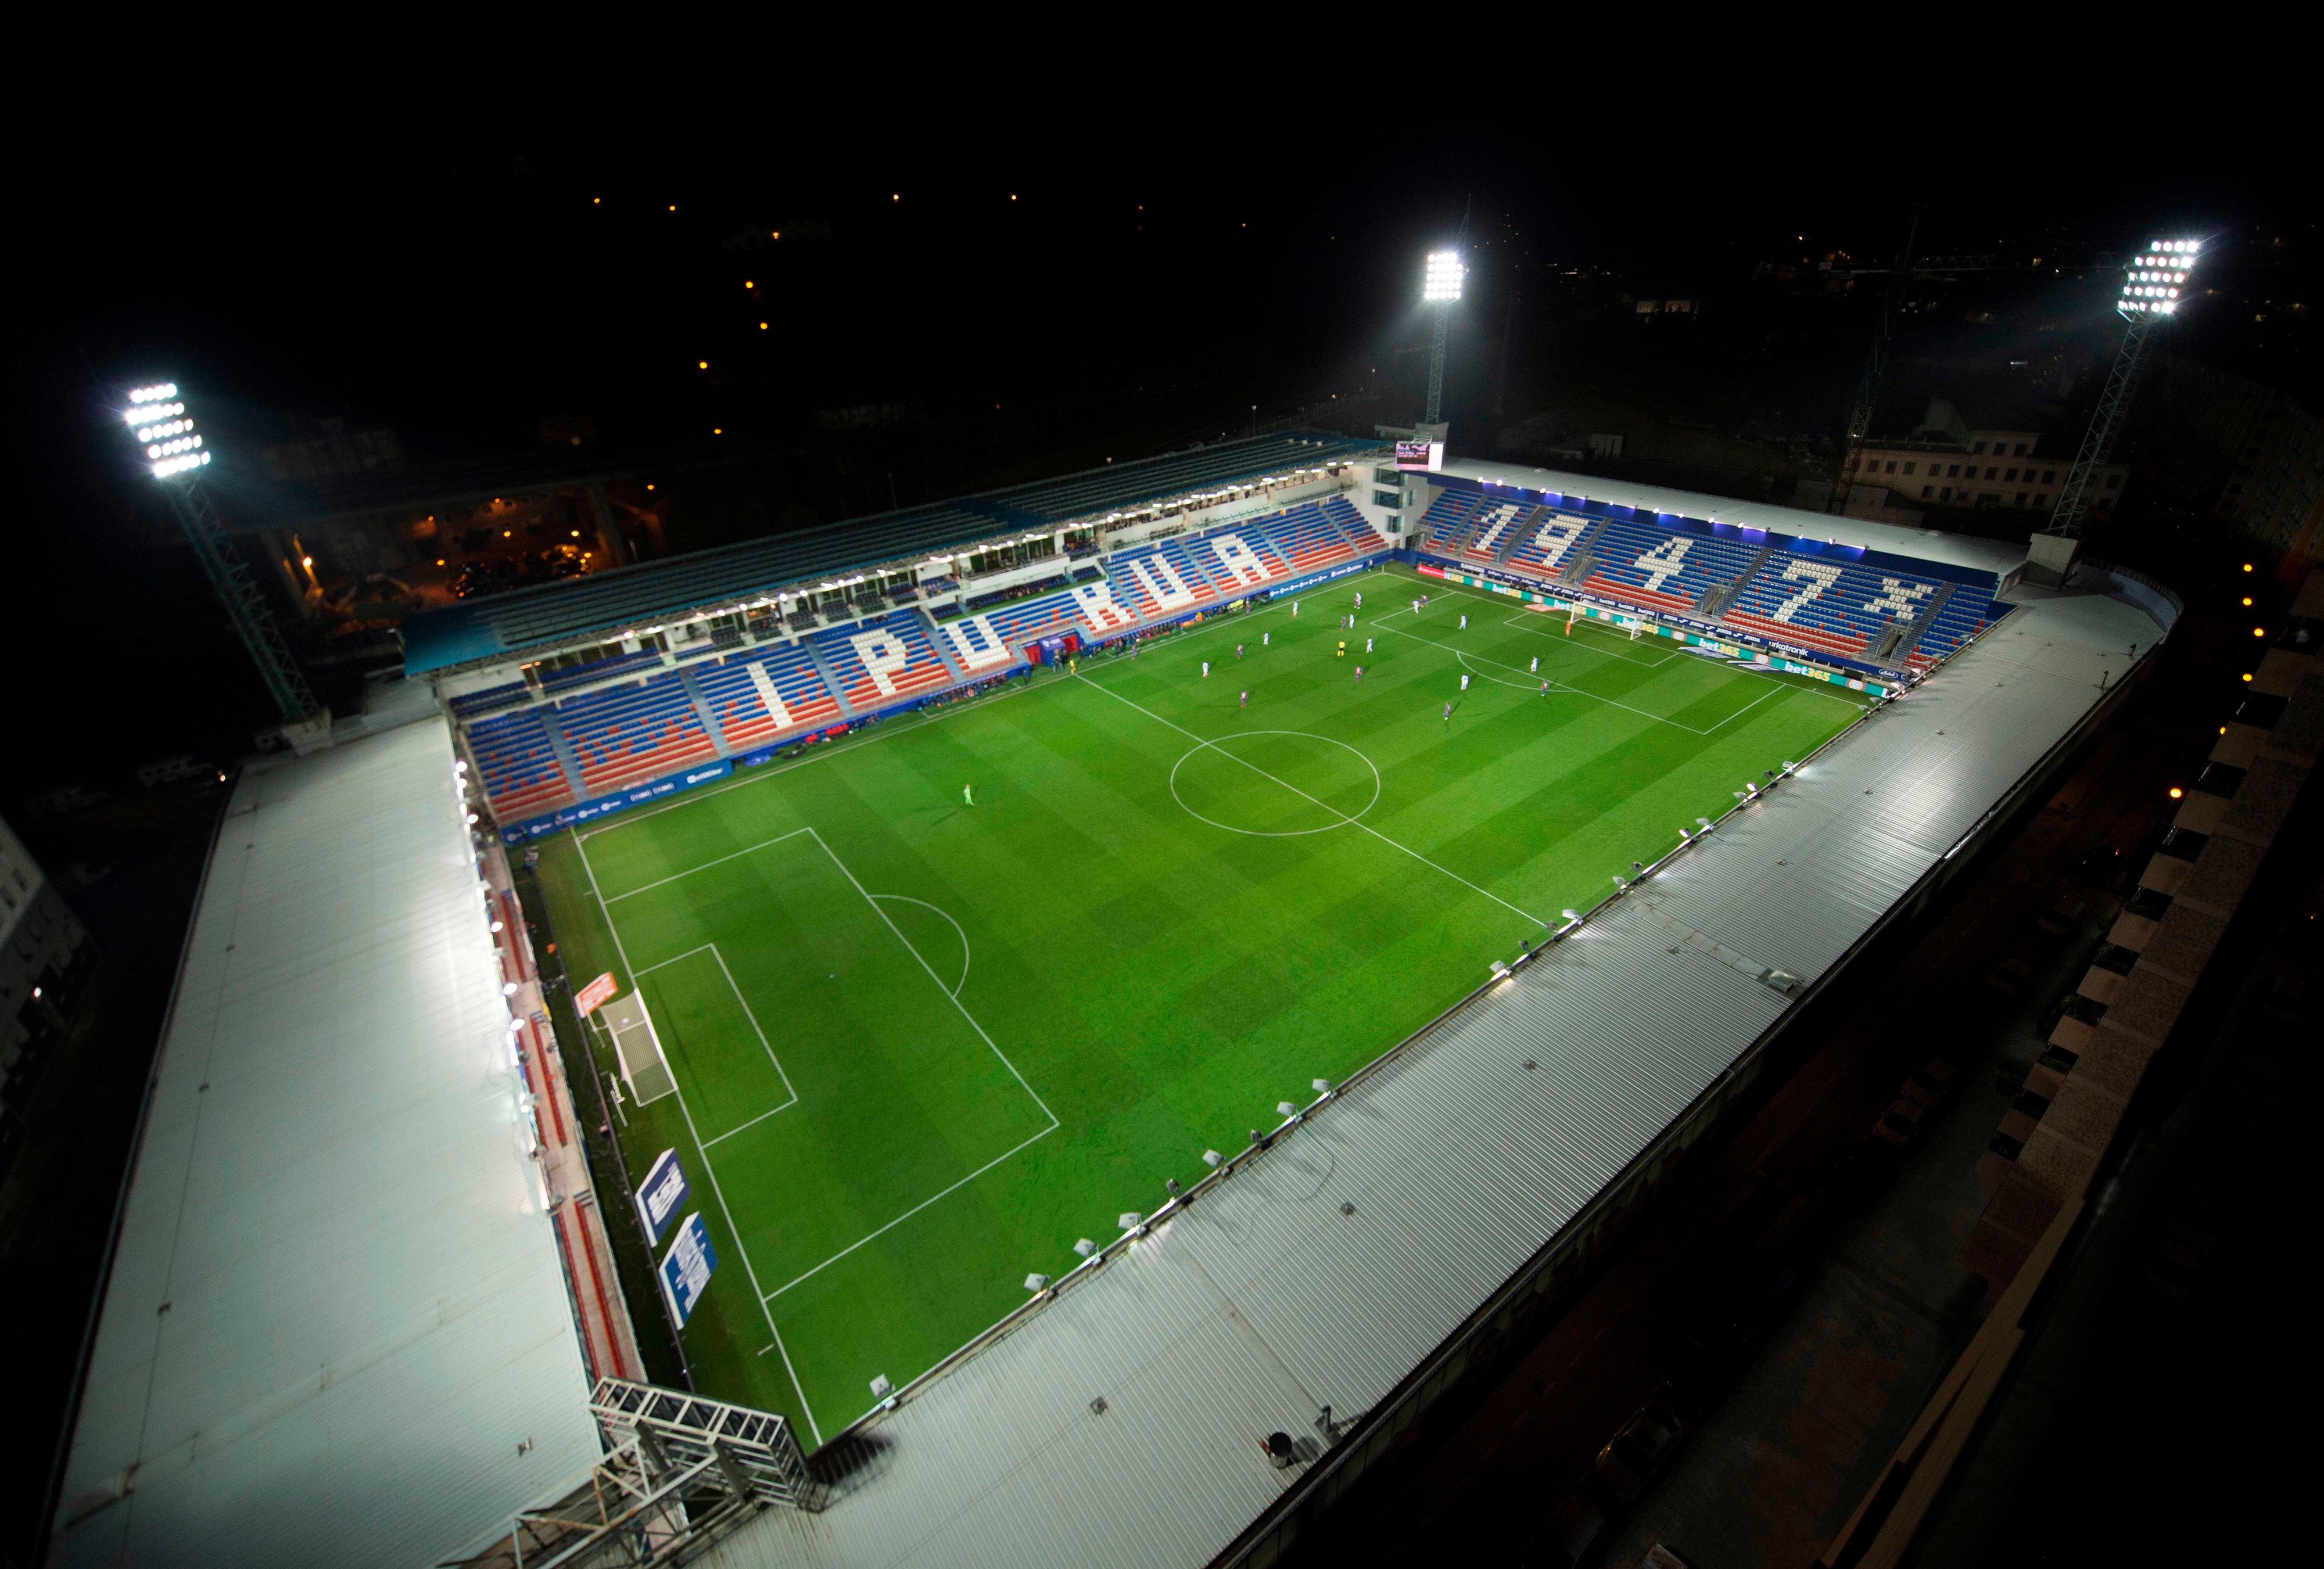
[2118,238,2204,318]
[124,380,215,480]
[1423,249,1465,302]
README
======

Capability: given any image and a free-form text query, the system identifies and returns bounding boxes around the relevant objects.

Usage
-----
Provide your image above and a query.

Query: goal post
[602,990,677,1105]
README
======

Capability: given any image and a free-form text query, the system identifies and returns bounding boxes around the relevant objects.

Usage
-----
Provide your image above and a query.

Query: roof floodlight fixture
[1024,1273,1050,1293]
[1276,1100,1299,1119]
[1697,817,1715,830]
[1203,1148,1223,1168]
[1422,247,1466,423]
[1490,960,1512,979]
[1073,1238,1098,1258]
[1311,1078,1333,1097]
[2118,238,2203,319]
[1117,1212,1143,1232]
[2053,236,2206,541]
[1423,249,1466,303]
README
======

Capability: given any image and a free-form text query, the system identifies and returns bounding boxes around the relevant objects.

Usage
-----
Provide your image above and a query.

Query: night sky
[5,90,2306,785]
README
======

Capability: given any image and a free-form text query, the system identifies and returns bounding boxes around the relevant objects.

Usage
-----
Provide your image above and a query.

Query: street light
[1423,249,1464,424]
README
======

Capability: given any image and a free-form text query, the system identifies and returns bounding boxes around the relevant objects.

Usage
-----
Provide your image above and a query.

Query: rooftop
[50,717,600,1569]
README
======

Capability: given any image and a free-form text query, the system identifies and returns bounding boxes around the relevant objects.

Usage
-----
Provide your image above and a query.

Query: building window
[1986,466,2000,480]
[1903,461,1916,476]
[1973,441,1987,455]
[1922,485,1934,498]
[1947,464,1961,478]
[2042,469,2056,484]
[1885,460,1898,473]
[1941,487,1953,501]
[2035,494,2049,508]
[2005,468,2018,482]
[2015,492,2028,506]
[2014,443,2029,457]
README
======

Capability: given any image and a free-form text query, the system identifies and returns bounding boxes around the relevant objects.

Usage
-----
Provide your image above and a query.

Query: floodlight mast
[2046,238,2204,541]
[124,382,318,723]
[1422,249,1464,424]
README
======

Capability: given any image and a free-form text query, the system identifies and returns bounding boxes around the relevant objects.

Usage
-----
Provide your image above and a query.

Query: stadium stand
[557,670,721,794]
[1416,489,1489,555]
[1722,554,1949,663]
[1905,588,2002,671]
[448,680,530,719]
[1460,500,1533,565]
[538,646,665,695]
[468,706,574,818]
[1107,539,1213,617]
[811,613,953,708]
[1580,519,1766,616]
[690,642,845,752]
[1502,509,1607,581]
[1250,501,1362,575]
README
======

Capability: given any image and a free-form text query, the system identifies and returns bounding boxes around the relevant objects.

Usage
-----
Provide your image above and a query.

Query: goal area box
[602,991,676,1105]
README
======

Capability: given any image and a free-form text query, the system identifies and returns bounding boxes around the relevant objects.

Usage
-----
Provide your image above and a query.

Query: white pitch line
[573,831,823,1445]
[603,828,813,901]
[1071,672,1547,929]
[870,893,972,997]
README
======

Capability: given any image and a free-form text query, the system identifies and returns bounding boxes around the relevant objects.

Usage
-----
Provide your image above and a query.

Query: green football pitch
[534,563,1867,1444]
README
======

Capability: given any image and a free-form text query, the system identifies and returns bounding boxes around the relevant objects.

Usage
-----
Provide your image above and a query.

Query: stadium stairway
[1462,501,1536,566]
[675,667,733,756]
[1416,490,1487,556]
[540,708,589,800]
[691,642,845,752]
[557,671,723,795]
[1718,554,1949,666]
[798,632,863,718]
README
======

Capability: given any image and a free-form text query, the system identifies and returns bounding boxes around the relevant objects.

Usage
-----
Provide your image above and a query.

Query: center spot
[1169,731,1381,837]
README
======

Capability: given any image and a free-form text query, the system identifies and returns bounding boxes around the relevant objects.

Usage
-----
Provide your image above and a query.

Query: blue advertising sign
[658,1213,718,1327]
[634,1148,690,1248]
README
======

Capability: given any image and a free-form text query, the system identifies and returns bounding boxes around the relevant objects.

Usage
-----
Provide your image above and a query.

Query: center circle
[1168,731,1382,837]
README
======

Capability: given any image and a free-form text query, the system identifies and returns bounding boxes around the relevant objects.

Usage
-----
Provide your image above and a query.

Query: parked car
[1870,1098,1925,1147]
[1591,1399,1688,1507]
[1901,1057,1957,1107]
[1537,1493,1605,1568]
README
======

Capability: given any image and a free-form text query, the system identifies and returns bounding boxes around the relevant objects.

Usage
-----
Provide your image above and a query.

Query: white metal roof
[691,584,2160,1569]
[50,717,600,1568]
[1438,458,2030,578]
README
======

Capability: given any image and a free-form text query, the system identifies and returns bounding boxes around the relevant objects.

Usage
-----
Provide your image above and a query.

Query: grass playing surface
[534,563,1867,1444]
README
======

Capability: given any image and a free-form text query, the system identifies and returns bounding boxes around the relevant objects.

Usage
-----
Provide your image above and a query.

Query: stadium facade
[49,431,2175,1568]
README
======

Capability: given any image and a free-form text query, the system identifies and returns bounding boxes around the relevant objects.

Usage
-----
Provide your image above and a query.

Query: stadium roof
[397,430,1380,676]
[50,714,600,1569]
[688,563,2164,1568]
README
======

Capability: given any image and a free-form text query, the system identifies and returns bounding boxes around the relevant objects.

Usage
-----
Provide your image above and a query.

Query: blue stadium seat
[468,706,572,819]
[557,671,720,795]
[812,612,953,709]
[1579,520,1764,616]
[692,641,844,751]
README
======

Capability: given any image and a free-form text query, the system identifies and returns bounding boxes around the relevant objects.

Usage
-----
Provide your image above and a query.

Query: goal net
[601,991,677,1105]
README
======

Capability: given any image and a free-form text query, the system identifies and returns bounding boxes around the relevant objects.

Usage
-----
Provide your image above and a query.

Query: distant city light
[1423,250,1465,302]
[2168,786,2184,799]
[698,360,708,369]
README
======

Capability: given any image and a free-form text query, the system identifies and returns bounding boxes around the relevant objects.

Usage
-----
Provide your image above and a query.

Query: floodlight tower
[123,382,318,723]
[2044,238,2205,541]
[1423,249,1465,425]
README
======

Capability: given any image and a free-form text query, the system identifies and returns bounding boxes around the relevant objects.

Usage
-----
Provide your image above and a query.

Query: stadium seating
[468,706,574,819]
[811,612,953,709]
[1502,509,1608,581]
[1722,554,1948,663]
[1905,589,2000,671]
[449,680,529,719]
[539,646,666,695]
[1416,490,1487,555]
[1251,502,1360,575]
[1459,500,1532,565]
[557,670,721,795]
[1108,538,1215,616]
[1579,520,1765,616]
[691,641,844,752]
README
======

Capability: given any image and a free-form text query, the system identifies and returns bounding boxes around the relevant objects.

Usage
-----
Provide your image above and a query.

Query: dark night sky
[3,71,2306,784]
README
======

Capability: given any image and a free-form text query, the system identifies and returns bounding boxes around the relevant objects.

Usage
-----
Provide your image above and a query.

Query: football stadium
[51,430,2179,1568]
